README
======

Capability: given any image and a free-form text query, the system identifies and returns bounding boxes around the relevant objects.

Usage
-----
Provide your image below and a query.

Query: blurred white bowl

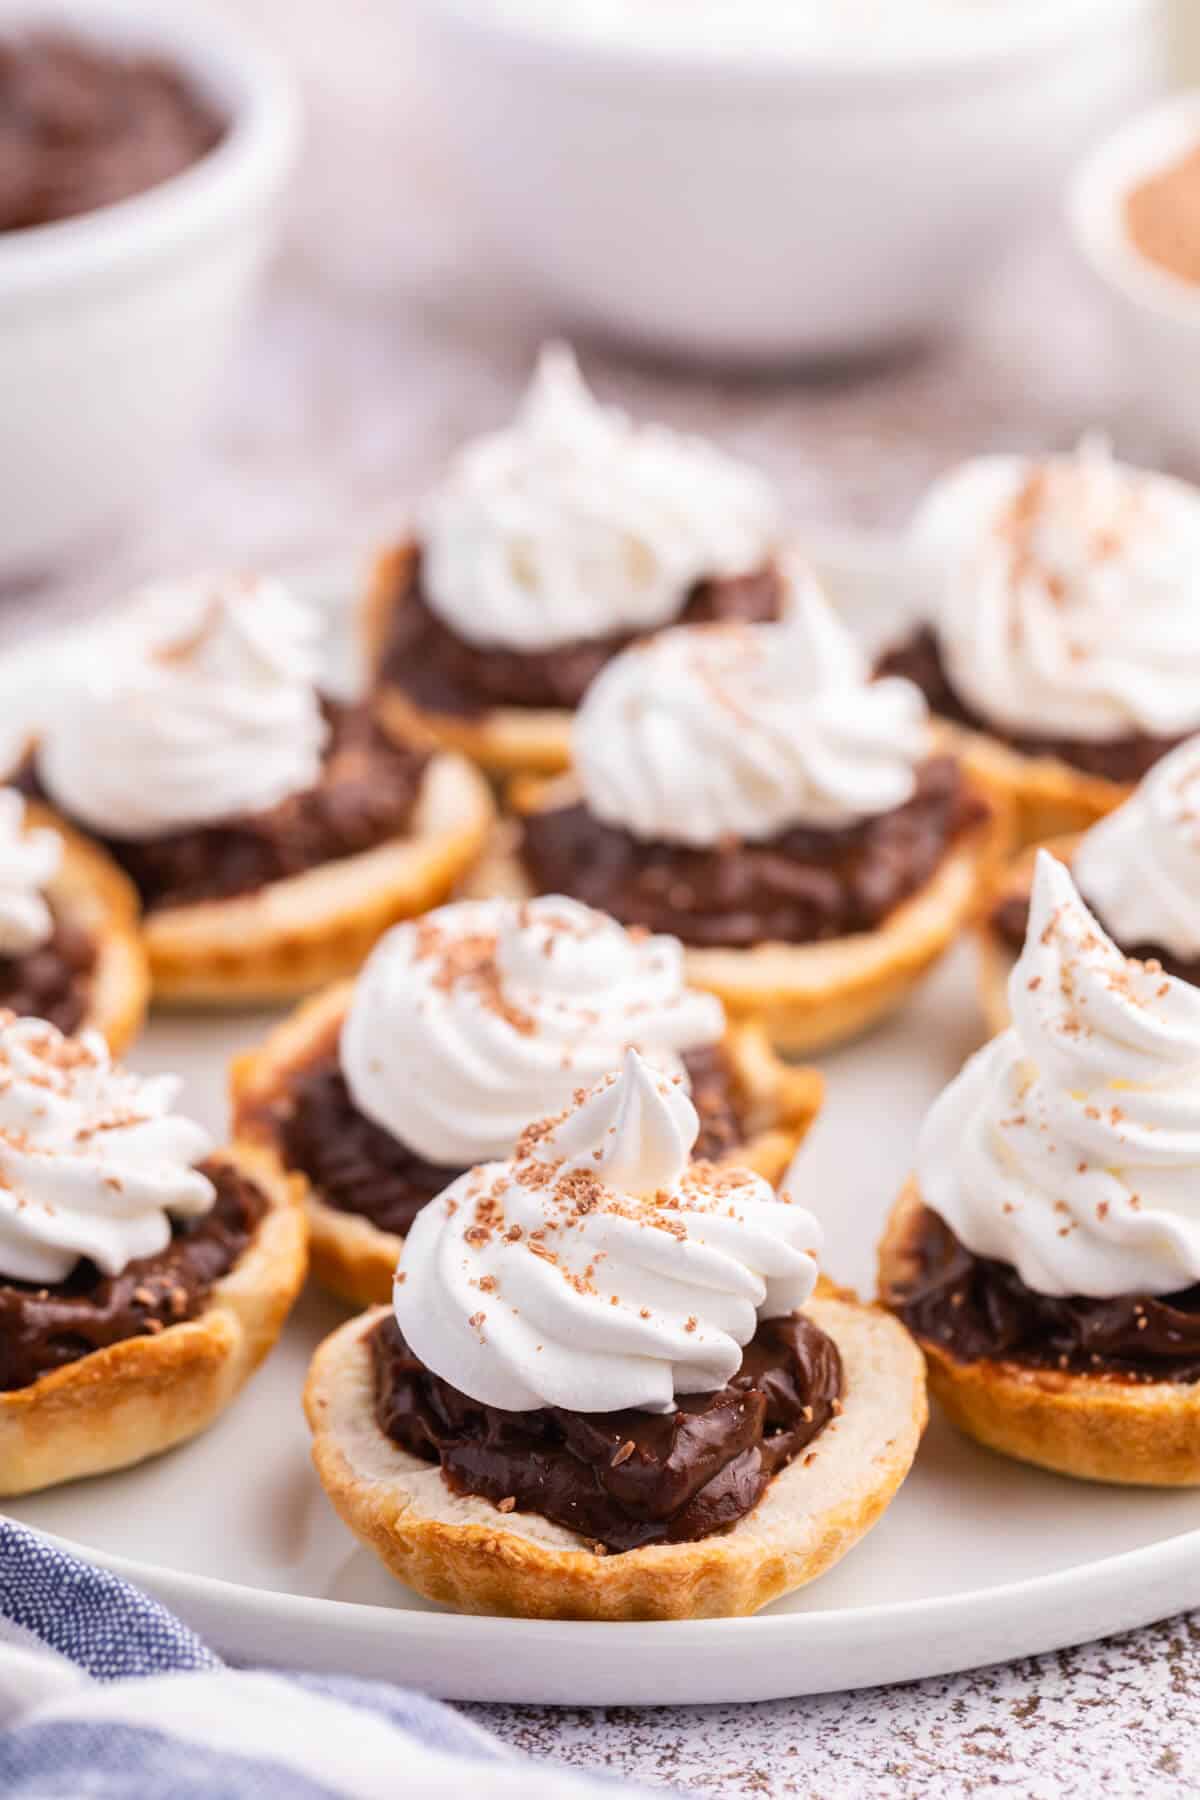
[416,0,1161,365]
[1070,90,1200,449]
[0,3,299,576]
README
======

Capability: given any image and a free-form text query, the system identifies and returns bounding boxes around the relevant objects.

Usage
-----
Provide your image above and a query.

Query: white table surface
[9,3,1200,1791]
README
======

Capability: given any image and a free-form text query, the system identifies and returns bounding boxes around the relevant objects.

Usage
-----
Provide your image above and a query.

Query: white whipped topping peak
[1074,734,1200,962]
[0,790,60,956]
[552,1047,698,1197]
[393,1051,822,1413]
[574,592,929,846]
[340,896,724,1168]
[40,574,330,840]
[418,343,781,653]
[915,440,1200,742]
[918,853,1200,1299]
[0,1015,215,1286]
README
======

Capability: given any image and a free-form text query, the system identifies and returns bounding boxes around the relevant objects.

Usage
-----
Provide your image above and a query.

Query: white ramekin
[1070,89,1200,450]
[0,3,299,576]
[415,0,1161,365]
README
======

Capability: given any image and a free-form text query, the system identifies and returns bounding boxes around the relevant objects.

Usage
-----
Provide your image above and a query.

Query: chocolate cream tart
[0,1014,305,1495]
[475,583,1002,1055]
[878,441,1200,844]
[232,894,822,1309]
[26,573,493,1004]
[0,788,146,1052]
[305,1051,926,1620]
[363,344,787,777]
[880,852,1200,1487]
[978,732,1200,1036]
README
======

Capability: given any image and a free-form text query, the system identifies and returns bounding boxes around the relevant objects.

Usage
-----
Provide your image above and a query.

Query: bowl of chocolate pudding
[1072,91,1200,448]
[0,6,298,575]
[415,0,1159,365]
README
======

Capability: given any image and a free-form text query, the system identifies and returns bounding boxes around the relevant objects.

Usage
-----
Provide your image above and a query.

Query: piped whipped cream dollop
[0,790,61,956]
[341,896,725,1167]
[919,852,1200,1299]
[418,344,781,653]
[39,574,330,841]
[914,440,1200,743]
[573,577,929,846]
[1074,734,1200,963]
[0,1014,215,1286]
[393,1049,821,1412]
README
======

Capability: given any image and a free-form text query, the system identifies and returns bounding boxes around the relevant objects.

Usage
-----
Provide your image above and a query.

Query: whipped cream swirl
[0,791,61,956]
[0,1015,215,1286]
[419,344,781,653]
[394,1050,822,1412]
[919,852,1200,1298]
[914,440,1200,742]
[40,574,330,841]
[574,582,929,846]
[341,896,725,1168]
[1074,734,1200,963]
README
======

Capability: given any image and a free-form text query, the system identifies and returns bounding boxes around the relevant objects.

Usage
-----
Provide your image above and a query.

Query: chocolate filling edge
[0,1159,269,1392]
[889,1204,1200,1384]
[370,1310,843,1554]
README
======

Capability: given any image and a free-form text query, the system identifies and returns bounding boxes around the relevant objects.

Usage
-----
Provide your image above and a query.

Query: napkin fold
[0,1520,645,1798]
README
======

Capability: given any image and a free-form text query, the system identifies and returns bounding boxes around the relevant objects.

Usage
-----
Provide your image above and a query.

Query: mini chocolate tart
[231,979,824,1308]
[363,542,786,778]
[26,703,495,1005]
[6,804,148,1052]
[304,1288,926,1620]
[471,759,1007,1055]
[877,626,1167,845]
[879,1182,1200,1487]
[973,833,1197,1036]
[0,1141,306,1496]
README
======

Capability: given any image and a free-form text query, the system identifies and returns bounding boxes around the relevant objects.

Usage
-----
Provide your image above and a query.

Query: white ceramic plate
[5,543,1199,1704]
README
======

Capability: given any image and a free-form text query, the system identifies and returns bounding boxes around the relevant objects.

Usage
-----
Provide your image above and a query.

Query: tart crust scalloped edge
[230,981,825,1309]
[303,1288,927,1620]
[364,540,576,777]
[878,1179,1200,1488]
[465,771,1010,1056]
[32,800,150,1055]
[0,1139,308,1496]
[143,751,495,1005]
[938,719,1130,848]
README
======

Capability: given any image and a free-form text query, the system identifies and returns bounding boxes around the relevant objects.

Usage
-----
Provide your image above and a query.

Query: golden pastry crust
[144,752,495,1005]
[364,541,575,777]
[879,1180,1200,1487]
[31,802,149,1054]
[469,774,1009,1056]
[936,720,1131,848]
[304,1288,927,1620]
[0,1140,307,1496]
[230,982,824,1309]
[975,832,1083,1037]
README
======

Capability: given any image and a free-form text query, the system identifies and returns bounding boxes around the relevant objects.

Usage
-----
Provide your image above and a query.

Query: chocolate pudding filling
[890,1205,1200,1383]
[0,913,95,1035]
[990,887,1200,988]
[28,701,431,912]
[520,754,983,951]
[377,549,784,716]
[0,1160,267,1392]
[878,625,1190,786]
[0,33,227,234]
[270,1043,751,1239]
[371,1310,842,1553]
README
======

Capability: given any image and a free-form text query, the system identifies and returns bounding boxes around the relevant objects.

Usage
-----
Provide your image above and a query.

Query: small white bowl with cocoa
[1071,90,1200,449]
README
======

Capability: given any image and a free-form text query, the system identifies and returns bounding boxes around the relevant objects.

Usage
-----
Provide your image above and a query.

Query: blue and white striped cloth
[0,1520,647,1798]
